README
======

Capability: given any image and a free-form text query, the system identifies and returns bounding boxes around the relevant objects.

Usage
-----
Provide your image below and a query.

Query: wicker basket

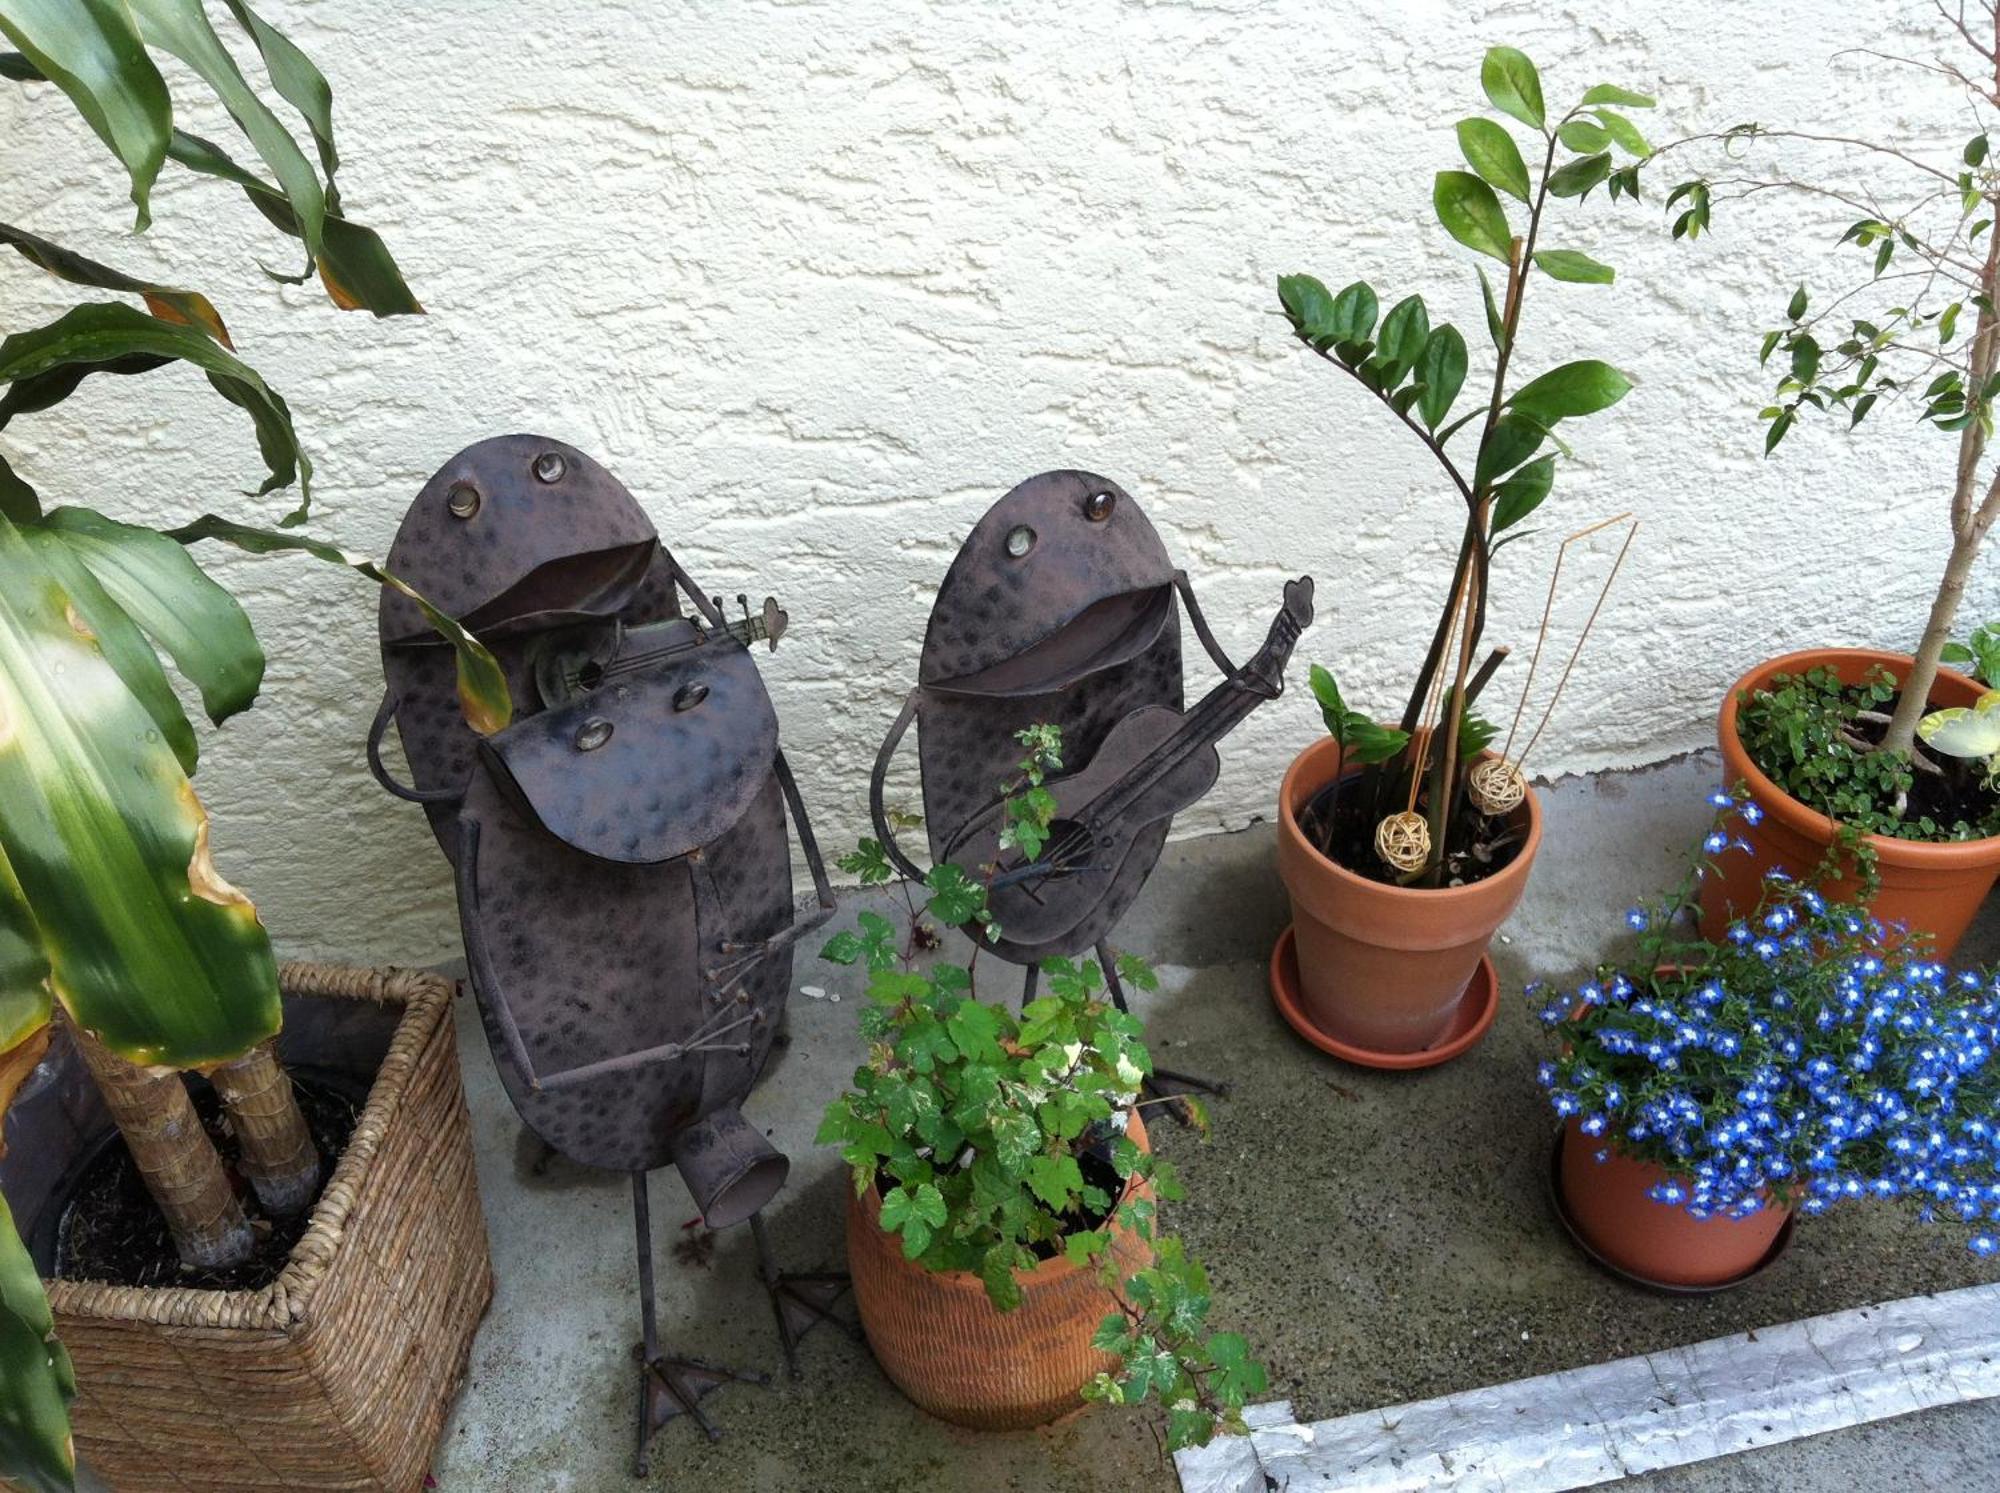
[2,962,493,1493]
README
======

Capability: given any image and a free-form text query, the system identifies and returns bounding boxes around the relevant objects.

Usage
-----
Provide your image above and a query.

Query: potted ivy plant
[1665,15,2000,955]
[1535,788,2000,1290]
[1273,45,1659,1061]
[0,8,504,1490]
[816,727,1267,1449]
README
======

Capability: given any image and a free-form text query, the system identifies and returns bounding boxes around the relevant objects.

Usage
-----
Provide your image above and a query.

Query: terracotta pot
[847,1111,1153,1431]
[1556,1118,1790,1289]
[1275,734,1541,1054]
[1701,647,2000,957]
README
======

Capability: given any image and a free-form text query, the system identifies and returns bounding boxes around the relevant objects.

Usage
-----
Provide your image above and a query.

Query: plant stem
[210,1040,320,1216]
[70,1020,253,1270]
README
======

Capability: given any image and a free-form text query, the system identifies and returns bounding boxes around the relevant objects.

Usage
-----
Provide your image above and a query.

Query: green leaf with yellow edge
[170,514,512,735]
[35,507,263,729]
[0,512,280,1069]
[0,1192,74,1493]
[0,0,170,231]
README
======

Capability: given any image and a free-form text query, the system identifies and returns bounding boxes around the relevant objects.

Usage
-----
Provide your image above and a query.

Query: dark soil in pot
[50,1067,363,1292]
[1298,774,1527,888]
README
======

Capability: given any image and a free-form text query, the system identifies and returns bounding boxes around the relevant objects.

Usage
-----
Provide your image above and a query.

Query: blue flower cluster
[1533,789,2000,1256]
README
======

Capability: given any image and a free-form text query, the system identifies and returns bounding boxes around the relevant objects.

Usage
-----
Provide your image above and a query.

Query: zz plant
[817,726,1267,1450]
[1663,7,2000,840]
[1280,45,1660,884]
[0,7,503,1490]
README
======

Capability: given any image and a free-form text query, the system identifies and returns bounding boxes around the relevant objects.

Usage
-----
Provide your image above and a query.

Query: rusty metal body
[871,470,1312,969]
[371,436,838,1467]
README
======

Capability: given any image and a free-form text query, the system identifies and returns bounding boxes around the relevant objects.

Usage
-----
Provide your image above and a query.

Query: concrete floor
[428,752,2000,1491]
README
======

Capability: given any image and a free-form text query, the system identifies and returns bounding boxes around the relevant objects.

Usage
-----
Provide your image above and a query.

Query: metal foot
[1099,941,1229,1127]
[631,1172,769,1476]
[751,1212,859,1379]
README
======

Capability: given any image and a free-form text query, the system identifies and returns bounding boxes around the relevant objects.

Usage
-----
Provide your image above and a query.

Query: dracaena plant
[1535,787,2000,1251]
[1660,7,2000,842]
[815,727,1267,1451]
[0,7,506,1490]
[1279,45,1660,886]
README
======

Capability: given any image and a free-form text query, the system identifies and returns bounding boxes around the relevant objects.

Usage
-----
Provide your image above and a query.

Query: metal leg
[1098,941,1230,1126]
[1020,962,1039,1011]
[630,1171,769,1477]
[750,1212,859,1380]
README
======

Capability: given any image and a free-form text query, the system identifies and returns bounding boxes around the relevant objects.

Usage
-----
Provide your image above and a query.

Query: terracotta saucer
[1267,925,1498,1071]
[1545,1125,1795,1295]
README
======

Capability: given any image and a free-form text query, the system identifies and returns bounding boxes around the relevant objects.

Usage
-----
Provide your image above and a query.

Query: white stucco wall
[0,0,1979,965]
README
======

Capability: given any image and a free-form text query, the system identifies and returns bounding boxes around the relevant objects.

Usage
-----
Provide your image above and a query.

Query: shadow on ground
[429,751,2000,1491]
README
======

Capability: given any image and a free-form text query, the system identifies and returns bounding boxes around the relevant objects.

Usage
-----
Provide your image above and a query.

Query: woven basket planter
[1,962,493,1493]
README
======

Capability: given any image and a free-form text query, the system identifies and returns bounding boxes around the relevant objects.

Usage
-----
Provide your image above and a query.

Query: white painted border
[1175,1280,2000,1492]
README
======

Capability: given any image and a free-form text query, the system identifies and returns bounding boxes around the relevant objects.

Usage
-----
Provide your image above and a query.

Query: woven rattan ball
[1468,758,1527,816]
[1374,810,1431,874]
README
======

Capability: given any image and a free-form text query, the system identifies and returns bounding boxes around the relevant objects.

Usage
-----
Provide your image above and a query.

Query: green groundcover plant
[817,726,1267,1451]
[1534,788,2000,1247]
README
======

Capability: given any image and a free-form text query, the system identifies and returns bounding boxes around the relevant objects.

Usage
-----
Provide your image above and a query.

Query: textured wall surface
[0,0,1979,965]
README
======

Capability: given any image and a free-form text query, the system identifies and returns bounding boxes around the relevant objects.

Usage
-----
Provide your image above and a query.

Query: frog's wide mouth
[926,583,1173,698]
[383,538,658,646]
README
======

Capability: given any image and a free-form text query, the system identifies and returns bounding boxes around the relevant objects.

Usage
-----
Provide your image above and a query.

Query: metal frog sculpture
[869,470,1313,1102]
[369,435,841,1472]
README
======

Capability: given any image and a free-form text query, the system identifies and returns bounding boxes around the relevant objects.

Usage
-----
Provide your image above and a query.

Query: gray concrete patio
[427,752,2000,1491]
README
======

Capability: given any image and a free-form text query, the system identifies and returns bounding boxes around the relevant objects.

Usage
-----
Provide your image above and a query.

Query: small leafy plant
[1280,46,1658,886]
[1534,788,2000,1249]
[1664,10,2000,842]
[817,726,1267,1450]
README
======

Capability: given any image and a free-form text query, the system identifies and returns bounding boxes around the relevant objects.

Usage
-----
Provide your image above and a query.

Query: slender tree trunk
[1880,518,1990,755]
[211,1040,320,1216]
[69,1021,253,1271]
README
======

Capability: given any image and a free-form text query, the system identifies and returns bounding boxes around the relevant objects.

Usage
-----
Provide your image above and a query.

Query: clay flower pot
[1275,734,1541,1055]
[1555,1119,1792,1290]
[846,1111,1152,1431]
[1701,647,2000,958]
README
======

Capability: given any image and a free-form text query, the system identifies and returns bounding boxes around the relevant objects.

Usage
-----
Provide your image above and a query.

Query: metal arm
[1174,570,1241,678]
[710,751,838,988]
[366,689,463,805]
[664,552,731,629]
[867,690,931,883]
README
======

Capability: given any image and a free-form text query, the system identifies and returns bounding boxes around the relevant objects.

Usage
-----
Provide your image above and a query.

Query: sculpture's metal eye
[673,683,710,712]
[1084,490,1116,522]
[532,450,567,484]
[1005,525,1036,558]
[575,717,613,751]
[446,482,481,518]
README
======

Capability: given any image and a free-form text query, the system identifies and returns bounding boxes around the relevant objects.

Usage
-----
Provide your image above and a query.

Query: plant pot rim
[1718,646,2000,863]
[1278,733,1544,901]
[1268,926,1499,1068]
[1548,1122,1796,1295]
[852,1108,1149,1298]
[39,960,456,1331]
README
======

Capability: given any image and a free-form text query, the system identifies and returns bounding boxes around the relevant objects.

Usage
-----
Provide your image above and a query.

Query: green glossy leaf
[1581,84,1655,108]
[0,221,229,345]
[0,1193,74,1493]
[169,514,512,735]
[1481,46,1545,130]
[1791,335,1820,385]
[0,850,51,1056]
[164,130,420,316]
[1414,325,1468,428]
[1456,117,1529,202]
[1309,664,1409,764]
[218,0,338,189]
[19,523,197,772]
[0,303,309,519]
[0,513,279,1068]
[1474,412,1548,488]
[1276,273,1335,341]
[125,0,325,259]
[1328,281,1379,343]
[37,507,263,727]
[1546,152,1613,199]
[0,0,169,230]
[1556,120,1609,153]
[1491,454,1555,532]
[1507,359,1633,421]
[1593,109,1651,158]
[0,452,37,524]
[1532,249,1614,284]
[1433,171,1513,263]
[1786,285,1808,320]
[1375,295,1429,367]
[1478,266,1507,349]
